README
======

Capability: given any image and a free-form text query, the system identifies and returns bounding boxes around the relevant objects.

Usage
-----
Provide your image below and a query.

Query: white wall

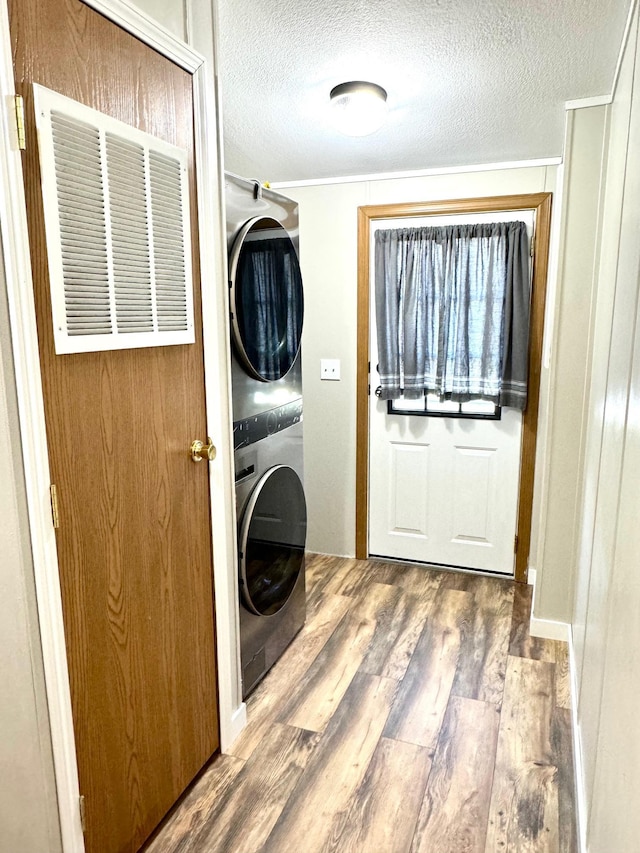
[534,105,609,624]
[279,166,557,559]
[536,4,640,848]
[565,7,640,849]
[129,0,186,39]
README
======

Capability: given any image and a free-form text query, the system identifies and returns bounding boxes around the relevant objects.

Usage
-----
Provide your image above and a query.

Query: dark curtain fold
[374,221,530,410]
[500,224,531,408]
[237,237,303,380]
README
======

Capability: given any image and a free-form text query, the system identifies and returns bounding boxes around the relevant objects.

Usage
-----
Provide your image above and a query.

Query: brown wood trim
[355,193,553,581]
[356,206,372,559]
[515,192,553,582]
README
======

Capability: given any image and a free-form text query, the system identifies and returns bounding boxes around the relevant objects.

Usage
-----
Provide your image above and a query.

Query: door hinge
[514,533,519,553]
[79,795,86,832]
[530,222,535,257]
[13,95,26,151]
[50,484,60,529]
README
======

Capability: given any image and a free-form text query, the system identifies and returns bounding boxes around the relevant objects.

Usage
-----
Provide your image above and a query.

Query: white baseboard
[527,567,571,642]
[529,615,571,642]
[568,628,588,853]
[220,702,247,753]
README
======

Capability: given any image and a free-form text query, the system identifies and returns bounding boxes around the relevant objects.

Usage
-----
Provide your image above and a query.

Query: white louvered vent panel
[149,151,188,332]
[106,134,153,333]
[34,84,195,354]
[51,111,112,336]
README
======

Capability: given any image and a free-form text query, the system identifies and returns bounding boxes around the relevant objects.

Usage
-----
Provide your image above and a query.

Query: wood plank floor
[144,555,577,853]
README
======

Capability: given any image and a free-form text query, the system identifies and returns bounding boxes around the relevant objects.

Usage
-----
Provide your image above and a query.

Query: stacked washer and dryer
[225,173,307,699]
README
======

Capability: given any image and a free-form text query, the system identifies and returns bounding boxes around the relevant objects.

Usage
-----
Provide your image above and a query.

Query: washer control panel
[233,398,303,450]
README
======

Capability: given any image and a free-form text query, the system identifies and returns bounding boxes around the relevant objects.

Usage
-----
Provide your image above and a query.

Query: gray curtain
[374,221,530,409]
[238,237,302,380]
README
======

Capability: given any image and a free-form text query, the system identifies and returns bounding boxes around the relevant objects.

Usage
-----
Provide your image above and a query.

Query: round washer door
[239,464,307,616]
[229,216,304,382]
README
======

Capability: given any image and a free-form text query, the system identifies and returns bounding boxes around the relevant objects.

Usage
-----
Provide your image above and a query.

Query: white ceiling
[216,0,631,184]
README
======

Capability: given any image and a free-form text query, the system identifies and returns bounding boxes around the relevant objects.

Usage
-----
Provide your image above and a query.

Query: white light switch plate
[320,358,340,380]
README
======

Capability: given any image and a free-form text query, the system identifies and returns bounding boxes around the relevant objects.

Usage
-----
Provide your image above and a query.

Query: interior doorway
[355,194,552,582]
[369,210,535,576]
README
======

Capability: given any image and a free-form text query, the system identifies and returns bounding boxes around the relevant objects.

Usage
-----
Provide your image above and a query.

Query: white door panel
[389,441,430,537]
[369,400,521,573]
[452,445,494,540]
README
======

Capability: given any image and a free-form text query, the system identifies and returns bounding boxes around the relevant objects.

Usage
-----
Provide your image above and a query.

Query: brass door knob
[190,438,216,462]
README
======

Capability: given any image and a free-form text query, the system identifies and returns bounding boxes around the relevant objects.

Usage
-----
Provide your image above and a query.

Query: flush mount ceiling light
[329,81,388,137]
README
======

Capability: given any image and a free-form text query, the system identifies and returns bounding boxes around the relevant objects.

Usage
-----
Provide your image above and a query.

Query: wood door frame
[0,2,244,850]
[356,193,553,583]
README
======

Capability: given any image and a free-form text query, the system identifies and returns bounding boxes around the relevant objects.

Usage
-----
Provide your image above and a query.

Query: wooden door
[9,2,219,852]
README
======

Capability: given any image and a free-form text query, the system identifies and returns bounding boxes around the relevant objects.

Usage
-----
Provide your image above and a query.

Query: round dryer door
[239,465,307,617]
[229,216,304,382]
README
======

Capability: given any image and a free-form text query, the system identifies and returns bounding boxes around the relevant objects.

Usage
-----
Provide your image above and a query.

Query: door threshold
[367,554,518,582]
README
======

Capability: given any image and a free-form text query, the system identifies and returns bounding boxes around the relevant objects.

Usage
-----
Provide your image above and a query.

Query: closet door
[10,1,219,850]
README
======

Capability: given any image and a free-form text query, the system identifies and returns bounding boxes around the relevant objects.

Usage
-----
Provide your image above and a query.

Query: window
[386,393,501,419]
[374,220,531,410]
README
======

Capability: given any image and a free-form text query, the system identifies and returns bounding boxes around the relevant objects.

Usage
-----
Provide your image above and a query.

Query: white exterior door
[368,211,534,576]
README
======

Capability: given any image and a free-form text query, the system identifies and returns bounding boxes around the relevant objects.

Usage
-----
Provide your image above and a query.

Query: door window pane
[240,465,307,616]
[231,218,304,382]
[386,393,500,420]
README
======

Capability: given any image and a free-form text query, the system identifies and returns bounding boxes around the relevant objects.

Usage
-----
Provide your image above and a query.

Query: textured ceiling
[216,0,631,183]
